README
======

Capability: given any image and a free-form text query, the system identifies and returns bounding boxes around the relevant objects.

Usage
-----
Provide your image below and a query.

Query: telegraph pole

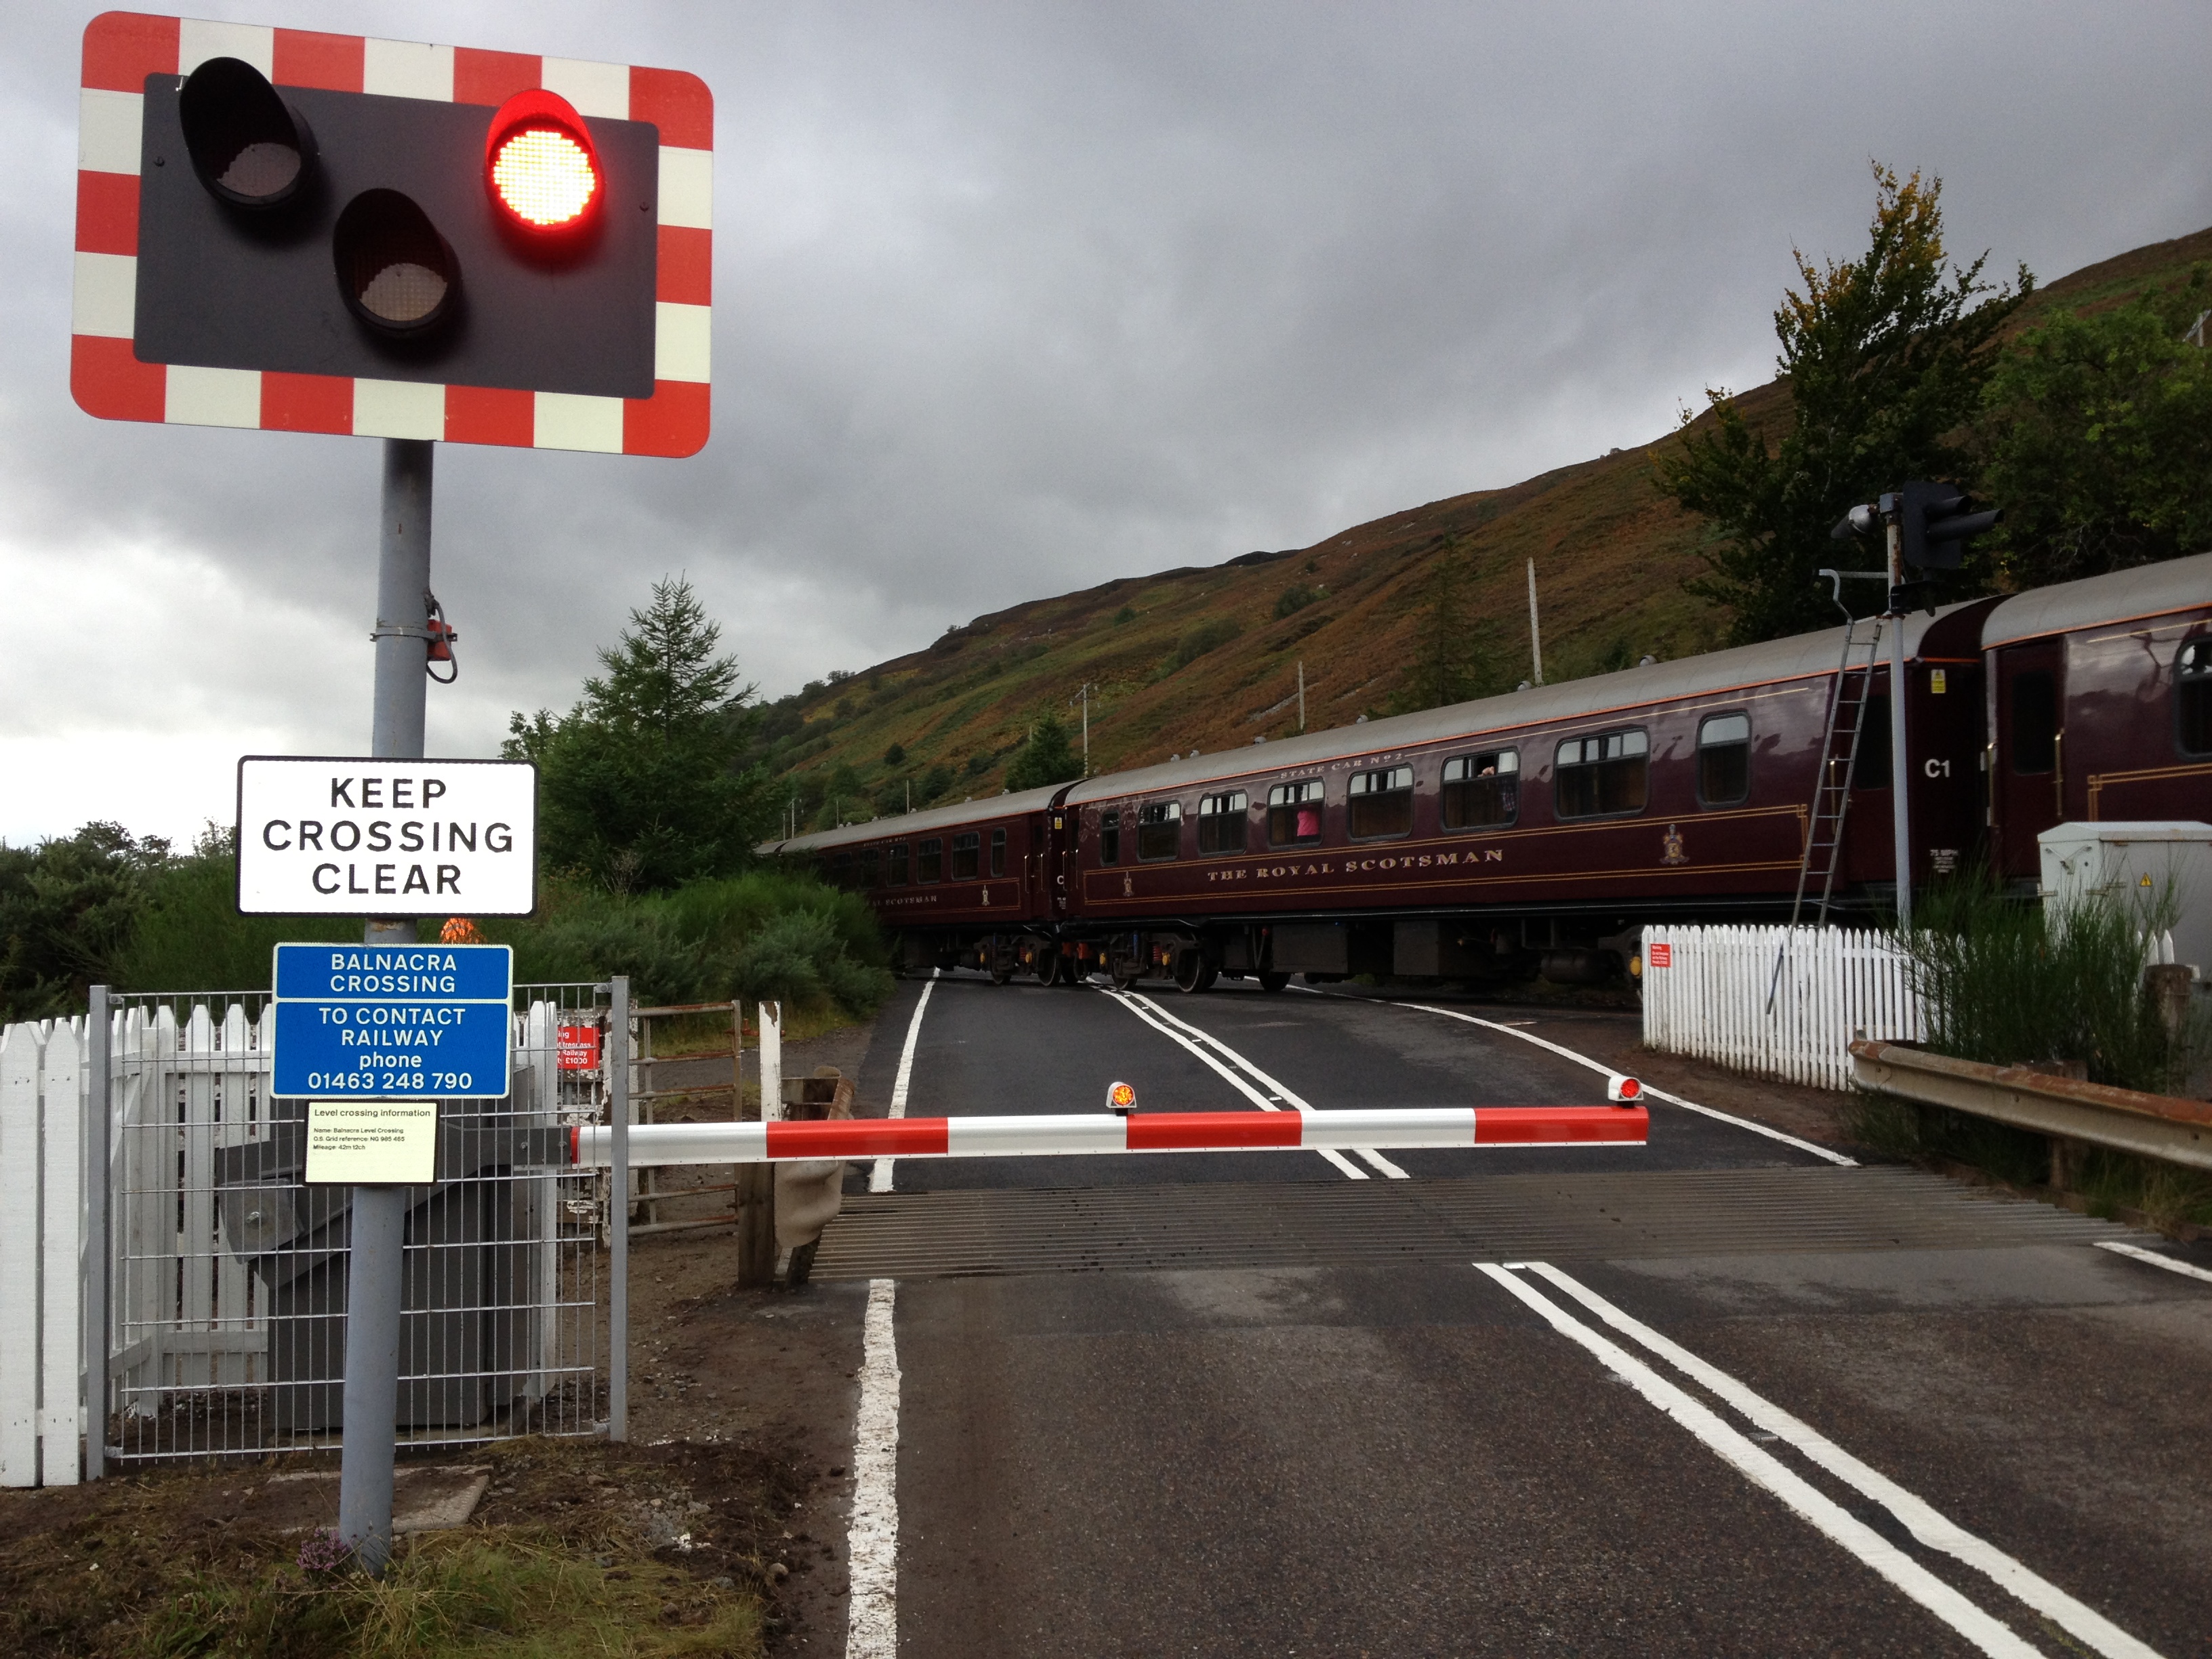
[1526,559,1544,687]
[1071,683,1094,775]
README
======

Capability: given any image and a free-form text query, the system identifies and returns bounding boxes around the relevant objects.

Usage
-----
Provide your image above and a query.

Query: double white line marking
[1101,986,1408,1180]
[1485,1263,2163,1659]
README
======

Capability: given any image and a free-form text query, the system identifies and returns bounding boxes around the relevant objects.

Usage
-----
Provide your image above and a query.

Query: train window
[989,827,1008,876]
[887,843,909,886]
[918,838,943,883]
[2010,672,2056,774]
[1697,713,1752,806]
[1347,766,1414,838]
[861,846,882,888]
[1137,800,1183,861]
[1852,696,1891,790]
[1441,750,1517,829]
[951,832,980,880]
[1197,791,1248,855]
[2179,641,2212,756]
[1555,729,1648,818]
[832,851,854,888]
[1099,810,1122,865]
[1267,779,1325,845]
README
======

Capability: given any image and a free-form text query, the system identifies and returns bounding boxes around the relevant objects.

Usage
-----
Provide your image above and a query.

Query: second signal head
[484,89,604,245]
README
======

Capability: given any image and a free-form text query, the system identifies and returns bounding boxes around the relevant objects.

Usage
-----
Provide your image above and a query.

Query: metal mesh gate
[104,983,611,1465]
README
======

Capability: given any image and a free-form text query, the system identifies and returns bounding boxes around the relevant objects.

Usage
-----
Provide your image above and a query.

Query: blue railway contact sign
[272,942,512,1099]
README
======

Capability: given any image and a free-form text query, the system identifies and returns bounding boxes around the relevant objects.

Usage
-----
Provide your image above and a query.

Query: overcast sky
[6,1,2210,846]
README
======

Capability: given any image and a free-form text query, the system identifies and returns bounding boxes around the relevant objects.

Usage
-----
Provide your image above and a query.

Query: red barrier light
[484,89,601,233]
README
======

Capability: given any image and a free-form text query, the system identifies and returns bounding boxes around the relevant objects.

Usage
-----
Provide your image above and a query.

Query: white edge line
[843,1277,899,1659]
[1099,987,1368,1179]
[1477,1265,2044,1659]
[2095,1240,2212,1286]
[1126,989,1409,1178]
[869,970,937,1193]
[1389,997,1858,1167]
[1518,1262,2165,1659]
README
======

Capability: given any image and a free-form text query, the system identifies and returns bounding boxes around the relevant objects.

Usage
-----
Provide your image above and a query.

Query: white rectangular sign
[304,1099,439,1185]
[237,756,537,915]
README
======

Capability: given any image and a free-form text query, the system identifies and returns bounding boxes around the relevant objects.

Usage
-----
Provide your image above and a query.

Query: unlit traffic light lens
[483,89,605,241]
[178,56,313,209]
[333,190,459,335]
[492,128,599,226]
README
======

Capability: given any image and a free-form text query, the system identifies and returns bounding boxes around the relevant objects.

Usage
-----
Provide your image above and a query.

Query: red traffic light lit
[485,89,602,232]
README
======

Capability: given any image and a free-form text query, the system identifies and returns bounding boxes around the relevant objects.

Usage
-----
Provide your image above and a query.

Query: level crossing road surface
[801,972,2212,1658]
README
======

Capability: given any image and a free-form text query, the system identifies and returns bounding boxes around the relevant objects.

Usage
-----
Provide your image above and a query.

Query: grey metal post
[83,984,110,1481]
[1886,519,1912,930]
[337,436,435,1576]
[607,976,630,1441]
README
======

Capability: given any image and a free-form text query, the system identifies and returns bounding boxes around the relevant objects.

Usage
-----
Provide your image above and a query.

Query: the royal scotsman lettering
[237,756,537,916]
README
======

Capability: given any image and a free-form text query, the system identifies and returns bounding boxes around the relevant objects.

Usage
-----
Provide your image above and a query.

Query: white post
[760,1002,783,1122]
[1297,661,1306,733]
[0,1025,41,1485]
[1526,559,1544,687]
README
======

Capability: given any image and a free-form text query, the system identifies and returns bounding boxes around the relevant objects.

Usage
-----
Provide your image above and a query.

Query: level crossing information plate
[272,941,513,1099]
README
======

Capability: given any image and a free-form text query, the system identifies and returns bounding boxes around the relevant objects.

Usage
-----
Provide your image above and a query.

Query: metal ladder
[1767,608,1883,1012]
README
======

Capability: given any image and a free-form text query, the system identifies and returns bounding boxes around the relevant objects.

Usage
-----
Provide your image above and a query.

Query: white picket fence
[0,994,639,1487]
[1641,924,1924,1092]
[0,1017,87,1488]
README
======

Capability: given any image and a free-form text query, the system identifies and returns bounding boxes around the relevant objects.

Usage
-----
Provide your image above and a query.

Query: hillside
[753,224,2212,830]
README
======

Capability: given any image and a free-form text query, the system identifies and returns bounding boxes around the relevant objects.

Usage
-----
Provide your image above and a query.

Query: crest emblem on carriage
[1122,872,1135,897]
[1660,824,1688,866]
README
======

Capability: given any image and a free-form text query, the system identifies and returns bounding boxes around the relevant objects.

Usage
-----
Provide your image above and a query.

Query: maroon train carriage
[1978,551,2212,882]
[763,554,2211,991]
[769,785,1071,982]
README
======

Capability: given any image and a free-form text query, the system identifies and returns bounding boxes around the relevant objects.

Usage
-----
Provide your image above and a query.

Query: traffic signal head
[485,89,602,238]
[1896,480,2001,570]
[179,54,312,209]
[73,15,714,457]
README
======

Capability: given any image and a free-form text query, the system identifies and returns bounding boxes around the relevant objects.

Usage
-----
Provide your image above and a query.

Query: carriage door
[1994,640,2065,877]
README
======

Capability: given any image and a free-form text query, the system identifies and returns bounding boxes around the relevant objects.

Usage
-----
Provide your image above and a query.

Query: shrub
[1902,871,2191,1094]
[1170,617,1242,670]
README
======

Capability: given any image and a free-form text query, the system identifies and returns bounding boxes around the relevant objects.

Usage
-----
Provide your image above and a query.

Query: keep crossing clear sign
[272,941,513,1100]
[237,756,536,916]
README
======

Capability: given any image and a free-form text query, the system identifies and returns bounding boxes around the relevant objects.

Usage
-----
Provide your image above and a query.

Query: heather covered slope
[756,225,2212,827]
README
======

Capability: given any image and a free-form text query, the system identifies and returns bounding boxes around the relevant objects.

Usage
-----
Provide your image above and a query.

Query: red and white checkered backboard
[72,12,712,457]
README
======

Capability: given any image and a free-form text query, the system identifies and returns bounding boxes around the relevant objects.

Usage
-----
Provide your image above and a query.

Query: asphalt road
[819,971,2212,1658]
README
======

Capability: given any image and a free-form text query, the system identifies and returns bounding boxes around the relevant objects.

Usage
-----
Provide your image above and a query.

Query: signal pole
[1296,661,1306,734]
[337,437,434,1576]
[1885,516,1912,930]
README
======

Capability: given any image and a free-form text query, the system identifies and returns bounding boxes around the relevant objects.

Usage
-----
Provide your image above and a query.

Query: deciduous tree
[1654,166,2030,642]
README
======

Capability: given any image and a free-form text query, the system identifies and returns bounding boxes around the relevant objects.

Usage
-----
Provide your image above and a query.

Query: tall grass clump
[1902,867,2191,1094]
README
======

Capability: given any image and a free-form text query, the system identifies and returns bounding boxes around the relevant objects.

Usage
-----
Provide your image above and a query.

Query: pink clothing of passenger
[1295,806,1321,839]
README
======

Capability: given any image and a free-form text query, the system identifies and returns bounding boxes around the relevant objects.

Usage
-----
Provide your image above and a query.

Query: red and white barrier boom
[573,1090,1647,1168]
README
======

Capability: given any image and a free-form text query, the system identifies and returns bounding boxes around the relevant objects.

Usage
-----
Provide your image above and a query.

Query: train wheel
[1036,951,1064,987]
[989,961,1015,985]
[1173,951,1216,994]
[1257,970,1290,994]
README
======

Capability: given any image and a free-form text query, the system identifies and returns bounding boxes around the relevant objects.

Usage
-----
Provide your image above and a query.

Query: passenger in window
[1443,751,1517,829]
[1268,781,1324,844]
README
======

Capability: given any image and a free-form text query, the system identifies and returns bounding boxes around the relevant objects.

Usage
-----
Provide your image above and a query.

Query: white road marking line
[1097,987,1369,1178]
[1477,1264,2049,1659]
[1124,991,1415,1179]
[844,1277,901,1659]
[869,970,938,1194]
[1516,1261,2165,1659]
[2095,1240,2212,1286]
[1368,994,1858,1167]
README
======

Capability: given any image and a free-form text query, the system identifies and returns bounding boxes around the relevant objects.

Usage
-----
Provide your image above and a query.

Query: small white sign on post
[304,1100,439,1185]
[237,756,537,915]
